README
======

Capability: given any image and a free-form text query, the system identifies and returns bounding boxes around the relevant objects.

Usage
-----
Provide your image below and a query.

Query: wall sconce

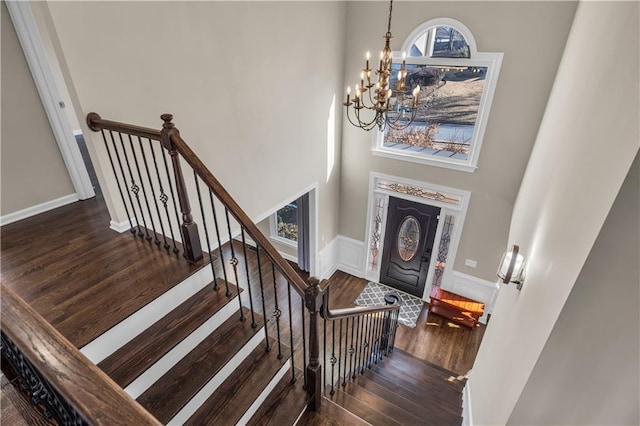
[497,244,526,290]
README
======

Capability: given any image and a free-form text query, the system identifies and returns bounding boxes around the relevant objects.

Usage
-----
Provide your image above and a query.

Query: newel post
[304,277,323,411]
[160,114,203,263]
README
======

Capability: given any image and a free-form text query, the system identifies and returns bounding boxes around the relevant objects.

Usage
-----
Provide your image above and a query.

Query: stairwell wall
[469,2,640,424]
[338,1,578,282]
[1,2,75,217]
[40,1,346,254]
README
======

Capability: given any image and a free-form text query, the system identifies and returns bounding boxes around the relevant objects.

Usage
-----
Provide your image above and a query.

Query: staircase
[0,113,465,425]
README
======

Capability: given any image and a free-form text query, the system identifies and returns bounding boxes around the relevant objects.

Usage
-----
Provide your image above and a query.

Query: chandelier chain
[387,0,393,34]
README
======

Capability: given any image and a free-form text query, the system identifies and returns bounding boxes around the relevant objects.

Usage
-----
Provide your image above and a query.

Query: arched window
[373,18,503,173]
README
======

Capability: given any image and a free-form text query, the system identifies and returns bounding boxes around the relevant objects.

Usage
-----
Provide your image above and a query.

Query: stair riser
[124,296,240,399]
[236,360,291,426]
[168,331,266,425]
[80,265,214,363]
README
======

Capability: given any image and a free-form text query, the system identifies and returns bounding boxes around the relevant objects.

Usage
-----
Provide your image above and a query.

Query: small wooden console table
[428,287,485,328]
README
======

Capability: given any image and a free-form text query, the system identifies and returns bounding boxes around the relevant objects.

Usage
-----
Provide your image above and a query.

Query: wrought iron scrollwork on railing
[320,283,401,396]
[1,332,86,426]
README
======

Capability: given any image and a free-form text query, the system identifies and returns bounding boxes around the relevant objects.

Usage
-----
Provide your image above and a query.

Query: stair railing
[319,280,401,396]
[85,112,396,413]
[0,284,161,425]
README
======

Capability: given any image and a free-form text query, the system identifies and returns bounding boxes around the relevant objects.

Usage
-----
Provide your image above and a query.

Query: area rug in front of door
[354,282,424,328]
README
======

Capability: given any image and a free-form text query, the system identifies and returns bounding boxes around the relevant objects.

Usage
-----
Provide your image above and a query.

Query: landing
[0,196,207,348]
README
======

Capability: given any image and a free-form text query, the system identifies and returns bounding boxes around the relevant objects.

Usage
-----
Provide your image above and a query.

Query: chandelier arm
[351,104,379,131]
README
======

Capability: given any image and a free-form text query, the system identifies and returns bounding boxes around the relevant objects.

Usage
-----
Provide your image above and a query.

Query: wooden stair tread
[338,381,424,426]
[136,307,260,423]
[184,338,289,425]
[382,351,465,394]
[364,367,463,416]
[357,372,462,425]
[327,387,402,426]
[98,278,238,387]
[298,397,371,426]
[351,374,435,420]
[246,367,307,426]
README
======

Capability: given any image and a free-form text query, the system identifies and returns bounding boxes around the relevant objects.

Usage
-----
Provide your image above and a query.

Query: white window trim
[372,18,503,173]
[269,212,299,249]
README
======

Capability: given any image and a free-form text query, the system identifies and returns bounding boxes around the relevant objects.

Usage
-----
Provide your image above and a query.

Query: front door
[380,197,440,298]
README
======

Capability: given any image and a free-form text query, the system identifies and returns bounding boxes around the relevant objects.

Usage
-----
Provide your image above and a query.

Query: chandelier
[343,0,421,132]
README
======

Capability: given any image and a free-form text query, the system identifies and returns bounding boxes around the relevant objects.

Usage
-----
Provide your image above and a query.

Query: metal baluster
[357,315,366,375]
[323,315,327,391]
[255,247,271,352]
[301,298,307,390]
[137,137,166,247]
[225,208,245,321]
[342,318,349,387]
[367,313,375,368]
[352,316,361,379]
[286,281,296,383]
[375,313,383,363]
[124,133,157,241]
[209,191,230,296]
[361,314,370,374]
[271,265,283,359]
[109,130,145,237]
[159,148,181,254]
[149,140,178,252]
[240,229,257,327]
[99,130,136,235]
[337,319,343,388]
[390,309,399,351]
[329,319,336,395]
[347,317,356,382]
[193,172,219,290]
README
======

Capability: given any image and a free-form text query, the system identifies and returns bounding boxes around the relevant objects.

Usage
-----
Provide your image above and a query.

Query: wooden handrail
[85,112,307,296]
[320,281,400,320]
[0,284,161,426]
[87,113,162,141]
[167,130,308,297]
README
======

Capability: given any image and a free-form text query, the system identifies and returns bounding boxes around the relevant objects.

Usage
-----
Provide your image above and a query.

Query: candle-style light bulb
[346,86,351,104]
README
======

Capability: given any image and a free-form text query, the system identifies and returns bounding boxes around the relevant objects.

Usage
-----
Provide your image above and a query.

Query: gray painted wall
[44,1,346,251]
[1,2,74,216]
[339,1,578,281]
[508,154,639,425]
[469,2,639,423]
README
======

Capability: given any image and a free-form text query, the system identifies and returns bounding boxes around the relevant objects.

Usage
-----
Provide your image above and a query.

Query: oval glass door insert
[397,216,421,261]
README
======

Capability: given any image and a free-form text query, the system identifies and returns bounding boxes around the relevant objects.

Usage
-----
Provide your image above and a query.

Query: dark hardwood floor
[1,195,485,423]
[0,194,207,348]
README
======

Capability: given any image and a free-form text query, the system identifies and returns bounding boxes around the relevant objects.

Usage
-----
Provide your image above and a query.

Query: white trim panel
[0,193,79,226]
[336,236,366,279]
[318,237,338,280]
[462,379,473,426]
[444,271,500,324]
[80,265,213,363]
[109,218,137,233]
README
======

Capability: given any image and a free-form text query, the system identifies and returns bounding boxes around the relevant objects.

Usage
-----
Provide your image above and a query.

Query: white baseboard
[462,379,473,426]
[336,236,365,278]
[0,193,79,226]
[318,237,338,280]
[109,218,138,233]
[445,271,500,324]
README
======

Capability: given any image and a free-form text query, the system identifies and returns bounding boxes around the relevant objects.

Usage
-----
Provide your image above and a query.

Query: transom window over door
[373,18,503,173]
